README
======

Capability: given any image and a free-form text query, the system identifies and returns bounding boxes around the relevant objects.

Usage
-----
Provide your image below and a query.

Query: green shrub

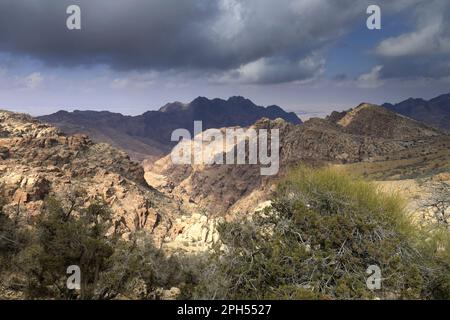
[194,167,447,300]
[3,193,188,300]
[13,197,116,299]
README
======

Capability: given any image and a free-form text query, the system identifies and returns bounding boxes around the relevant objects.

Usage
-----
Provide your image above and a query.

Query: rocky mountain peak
[159,101,189,113]
[328,104,441,139]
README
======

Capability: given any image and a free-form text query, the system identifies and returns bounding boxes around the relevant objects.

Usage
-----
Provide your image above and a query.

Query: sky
[0,0,449,117]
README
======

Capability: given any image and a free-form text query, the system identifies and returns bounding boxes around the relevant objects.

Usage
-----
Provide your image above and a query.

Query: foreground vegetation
[192,167,450,299]
[1,167,449,299]
[0,194,189,299]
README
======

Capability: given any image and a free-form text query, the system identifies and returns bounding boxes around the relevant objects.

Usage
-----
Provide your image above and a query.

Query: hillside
[145,104,449,215]
[327,103,440,139]
[0,110,178,246]
[39,96,301,161]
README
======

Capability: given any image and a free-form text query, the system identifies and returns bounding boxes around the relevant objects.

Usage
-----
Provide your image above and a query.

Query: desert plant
[13,196,116,299]
[4,193,188,300]
[194,167,435,299]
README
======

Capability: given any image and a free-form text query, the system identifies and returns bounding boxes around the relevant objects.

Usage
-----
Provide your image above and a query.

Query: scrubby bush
[193,167,450,300]
[2,193,186,300]
[12,196,117,299]
[416,226,450,299]
[95,231,191,300]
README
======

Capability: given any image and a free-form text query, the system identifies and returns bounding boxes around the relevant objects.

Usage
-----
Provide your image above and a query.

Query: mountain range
[1,97,449,254]
[38,93,450,164]
[383,93,450,130]
[39,96,301,161]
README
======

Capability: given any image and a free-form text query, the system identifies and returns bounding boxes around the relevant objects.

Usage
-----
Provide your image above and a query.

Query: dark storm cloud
[0,0,222,69]
[0,0,436,83]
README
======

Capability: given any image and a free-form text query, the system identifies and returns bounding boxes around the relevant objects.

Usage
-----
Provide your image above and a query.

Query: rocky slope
[375,172,450,225]
[0,110,180,246]
[327,103,440,139]
[145,104,449,216]
[39,96,301,161]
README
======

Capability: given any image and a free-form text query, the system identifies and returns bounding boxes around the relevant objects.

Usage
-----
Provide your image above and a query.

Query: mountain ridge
[327,103,441,139]
[39,96,301,161]
[383,93,450,129]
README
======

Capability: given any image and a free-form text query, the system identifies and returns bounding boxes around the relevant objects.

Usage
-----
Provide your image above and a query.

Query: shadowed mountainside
[38,96,301,161]
[383,93,450,130]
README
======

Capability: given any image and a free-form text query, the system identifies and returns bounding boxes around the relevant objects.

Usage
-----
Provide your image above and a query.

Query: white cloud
[111,78,130,89]
[357,65,384,88]
[373,0,450,79]
[376,20,450,57]
[214,54,325,84]
[110,72,157,90]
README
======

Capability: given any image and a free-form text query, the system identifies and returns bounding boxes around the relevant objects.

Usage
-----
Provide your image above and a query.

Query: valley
[1,95,449,299]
